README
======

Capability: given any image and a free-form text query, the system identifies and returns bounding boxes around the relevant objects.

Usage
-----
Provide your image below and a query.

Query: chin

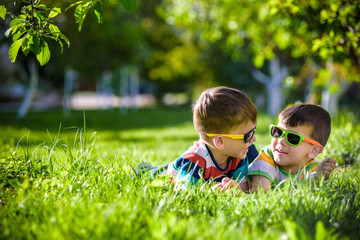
[238,153,247,160]
[273,156,282,164]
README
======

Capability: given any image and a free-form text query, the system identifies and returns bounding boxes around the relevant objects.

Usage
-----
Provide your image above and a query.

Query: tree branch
[251,69,271,84]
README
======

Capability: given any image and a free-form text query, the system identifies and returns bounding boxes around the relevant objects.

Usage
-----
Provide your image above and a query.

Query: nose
[250,135,256,143]
[278,136,287,145]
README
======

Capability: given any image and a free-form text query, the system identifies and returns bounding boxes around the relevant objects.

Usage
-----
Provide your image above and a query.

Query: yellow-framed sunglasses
[206,125,256,143]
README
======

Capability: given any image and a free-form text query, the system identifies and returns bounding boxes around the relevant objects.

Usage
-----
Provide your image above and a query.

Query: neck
[281,158,313,174]
[204,143,229,168]
[281,166,301,174]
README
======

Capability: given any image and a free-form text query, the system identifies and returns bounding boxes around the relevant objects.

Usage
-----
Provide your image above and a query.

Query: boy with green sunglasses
[246,103,336,192]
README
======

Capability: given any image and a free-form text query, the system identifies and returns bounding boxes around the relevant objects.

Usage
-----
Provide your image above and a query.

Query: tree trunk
[266,81,284,117]
[252,54,288,117]
[321,62,350,115]
[63,68,78,117]
[17,58,38,119]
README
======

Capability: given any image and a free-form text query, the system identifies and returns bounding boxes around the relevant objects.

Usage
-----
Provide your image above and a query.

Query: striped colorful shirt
[165,140,256,186]
[247,145,319,186]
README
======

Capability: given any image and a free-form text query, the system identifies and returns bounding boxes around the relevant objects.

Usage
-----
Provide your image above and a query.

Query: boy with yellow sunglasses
[246,103,336,192]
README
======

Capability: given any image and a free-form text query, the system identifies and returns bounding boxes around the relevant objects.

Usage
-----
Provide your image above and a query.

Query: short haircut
[192,86,257,138]
[279,103,331,146]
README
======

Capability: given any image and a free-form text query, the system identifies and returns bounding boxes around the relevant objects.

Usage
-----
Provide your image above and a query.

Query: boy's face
[222,121,257,160]
[271,123,317,173]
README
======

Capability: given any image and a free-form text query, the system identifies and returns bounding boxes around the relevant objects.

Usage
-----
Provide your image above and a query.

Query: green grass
[0,107,359,239]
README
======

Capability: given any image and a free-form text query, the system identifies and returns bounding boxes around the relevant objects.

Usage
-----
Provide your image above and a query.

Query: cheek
[235,142,247,152]
[270,139,277,149]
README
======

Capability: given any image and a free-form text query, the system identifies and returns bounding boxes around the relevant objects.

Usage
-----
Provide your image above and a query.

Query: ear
[307,145,323,159]
[213,135,225,150]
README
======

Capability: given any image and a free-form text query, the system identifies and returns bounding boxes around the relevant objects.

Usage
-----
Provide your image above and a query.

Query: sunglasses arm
[304,137,322,147]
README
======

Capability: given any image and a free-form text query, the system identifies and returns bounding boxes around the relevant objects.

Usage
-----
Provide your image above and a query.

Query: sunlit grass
[0,107,359,239]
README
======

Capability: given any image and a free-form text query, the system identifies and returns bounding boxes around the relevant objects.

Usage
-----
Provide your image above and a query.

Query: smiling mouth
[275,149,287,154]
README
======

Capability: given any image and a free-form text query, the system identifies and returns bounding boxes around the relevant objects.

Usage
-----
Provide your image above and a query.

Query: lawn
[0,107,359,239]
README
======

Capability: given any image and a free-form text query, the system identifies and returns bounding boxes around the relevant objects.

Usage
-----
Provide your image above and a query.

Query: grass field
[0,107,359,239]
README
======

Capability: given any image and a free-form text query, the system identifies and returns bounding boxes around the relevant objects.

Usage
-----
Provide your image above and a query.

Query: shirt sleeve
[166,156,204,186]
[299,159,319,180]
[246,147,276,183]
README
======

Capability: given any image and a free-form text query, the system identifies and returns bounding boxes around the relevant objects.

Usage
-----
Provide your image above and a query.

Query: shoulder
[297,158,320,180]
[305,158,319,172]
[256,146,275,167]
[171,141,208,169]
[247,145,276,183]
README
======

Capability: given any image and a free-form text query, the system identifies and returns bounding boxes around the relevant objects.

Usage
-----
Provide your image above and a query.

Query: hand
[212,177,241,192]
[317,157,336,180]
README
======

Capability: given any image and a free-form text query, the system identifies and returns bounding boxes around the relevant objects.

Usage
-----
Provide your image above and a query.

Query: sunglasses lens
[287,133,301,145]
[271,126,283,138]
[244,129,254,143]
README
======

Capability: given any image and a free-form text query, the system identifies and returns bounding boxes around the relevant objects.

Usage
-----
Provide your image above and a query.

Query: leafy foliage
[2,0,138,66]
[160,0,360,80]
[4,0,69,65]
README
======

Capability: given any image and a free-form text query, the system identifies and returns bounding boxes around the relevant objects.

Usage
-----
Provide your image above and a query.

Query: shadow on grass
[0,107,193,133]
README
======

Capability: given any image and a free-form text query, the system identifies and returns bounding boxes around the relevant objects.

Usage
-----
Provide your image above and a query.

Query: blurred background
[1,0,359,119]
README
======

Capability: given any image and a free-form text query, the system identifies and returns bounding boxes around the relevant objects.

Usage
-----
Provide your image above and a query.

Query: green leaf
[36,40,51,66]
[4,28,12,37]
[9,20,26,41]
[10,18,24,28]
[58,40,64,53]
[0,5,6,20]
[9,39,22,63]
[120,0,138,12]
[21,35,31,56]
[49,7,61,19]
[48,24,70,48]
[12,29,26,41]
[34,9,47,23]
[32,34,41,53]
[93,1,103,24]
[49,24,61,36]
[65,1,83,12]
[37,4,47,9]
[59,33,70,47]
[74,2,92,31]
[22,33,40,56]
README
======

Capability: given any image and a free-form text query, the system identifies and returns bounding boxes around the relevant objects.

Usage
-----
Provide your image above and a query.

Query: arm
[166,156,205,187]
[214,147,273,193]
[250,175,272,193]
[215,144,259,192]
[212,177,248,193]
[246,146,276,193]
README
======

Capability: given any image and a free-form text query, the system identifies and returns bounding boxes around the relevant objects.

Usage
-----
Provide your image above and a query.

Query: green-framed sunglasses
[269,125,322,147]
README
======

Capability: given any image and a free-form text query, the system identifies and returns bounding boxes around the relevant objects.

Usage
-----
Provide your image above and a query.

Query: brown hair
[193,86,257,138]
[279,103,331,146]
